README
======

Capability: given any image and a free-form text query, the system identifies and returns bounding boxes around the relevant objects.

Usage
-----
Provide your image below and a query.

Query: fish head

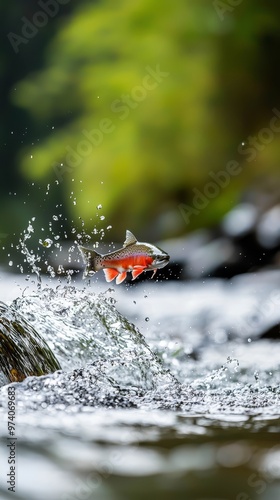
[123,231,170,273]
[149,245,170,269]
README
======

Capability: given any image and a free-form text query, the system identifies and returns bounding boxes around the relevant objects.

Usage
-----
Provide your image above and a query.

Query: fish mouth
[154,254,170,267]
[159,254,170,262]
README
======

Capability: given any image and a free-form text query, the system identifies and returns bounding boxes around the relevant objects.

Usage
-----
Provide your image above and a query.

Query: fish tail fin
[78,246,101,277]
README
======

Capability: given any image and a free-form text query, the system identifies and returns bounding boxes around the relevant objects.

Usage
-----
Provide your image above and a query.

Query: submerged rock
[0,302,60,385]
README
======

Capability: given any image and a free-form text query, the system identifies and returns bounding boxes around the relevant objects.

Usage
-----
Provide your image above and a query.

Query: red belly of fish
[102,255,153,272]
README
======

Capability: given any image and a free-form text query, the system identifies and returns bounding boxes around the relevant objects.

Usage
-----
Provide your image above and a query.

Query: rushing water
[0,269,280,500]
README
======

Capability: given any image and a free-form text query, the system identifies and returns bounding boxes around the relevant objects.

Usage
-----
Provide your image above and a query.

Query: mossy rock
[0,301,60,384]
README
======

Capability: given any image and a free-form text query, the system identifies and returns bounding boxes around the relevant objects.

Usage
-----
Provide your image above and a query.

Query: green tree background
[2,0,280,245]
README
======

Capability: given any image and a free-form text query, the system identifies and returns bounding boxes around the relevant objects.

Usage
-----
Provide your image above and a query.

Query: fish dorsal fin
[123,230,137,247]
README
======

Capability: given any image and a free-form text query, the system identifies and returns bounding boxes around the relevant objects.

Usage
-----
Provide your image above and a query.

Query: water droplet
[145,317,149,322]
[57,265,64,274]
[97,204,102,210]
[52,215,58,221]
[47,265,56,278]
[100,215,105,220]
[39,238,53,248]
[8,260,13,266]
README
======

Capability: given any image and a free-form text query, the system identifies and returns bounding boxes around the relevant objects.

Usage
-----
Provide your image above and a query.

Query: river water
[0,270,280,500]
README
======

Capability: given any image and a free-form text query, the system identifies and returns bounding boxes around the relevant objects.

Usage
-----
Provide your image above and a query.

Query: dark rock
[221,203,258,238]
[260,323,280,340]
[0,302,60,384]
[160,193,280,279]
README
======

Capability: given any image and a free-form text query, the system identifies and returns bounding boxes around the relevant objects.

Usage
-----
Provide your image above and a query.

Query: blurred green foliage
[2,0,280,242]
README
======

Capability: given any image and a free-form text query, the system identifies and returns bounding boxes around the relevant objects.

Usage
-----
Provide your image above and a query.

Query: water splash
[12,286,174,392]
[17,217,42,283]
[0,284,278,416]
[10,181,111,283]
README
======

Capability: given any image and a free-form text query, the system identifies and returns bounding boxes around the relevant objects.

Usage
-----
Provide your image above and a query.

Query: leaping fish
[79,230,170,284]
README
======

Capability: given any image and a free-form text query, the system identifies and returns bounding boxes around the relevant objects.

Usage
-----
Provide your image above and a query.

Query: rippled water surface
[0,271,280,500]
